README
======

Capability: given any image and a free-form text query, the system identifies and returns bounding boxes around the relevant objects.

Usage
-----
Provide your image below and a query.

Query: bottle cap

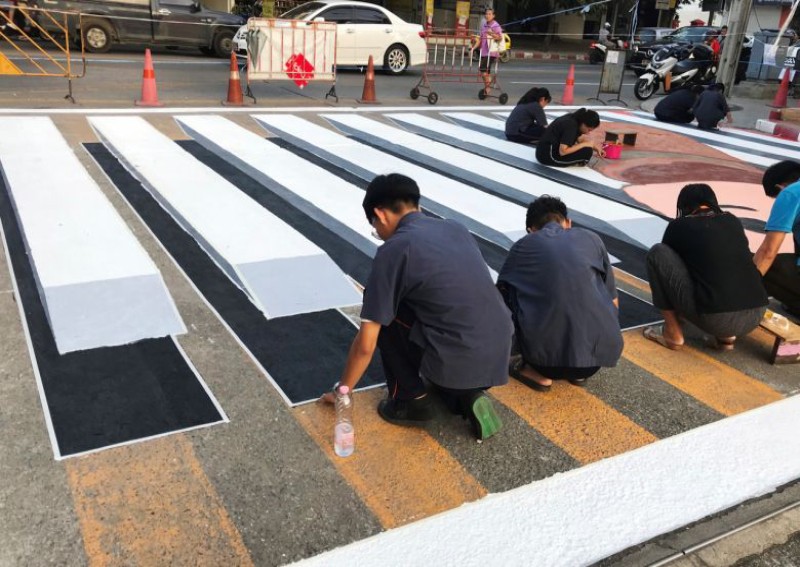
[338,385,350,395]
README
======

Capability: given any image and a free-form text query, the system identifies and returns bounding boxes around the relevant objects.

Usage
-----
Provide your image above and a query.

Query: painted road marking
[323,113,667,250]
[295,394,800,566]
[623,333,783,416]
[491,379,657,464]
[294,388,486,528]
[90,116,361,319]
[0,116,185,353]
[253,113,526,247]
[66,435,254,566]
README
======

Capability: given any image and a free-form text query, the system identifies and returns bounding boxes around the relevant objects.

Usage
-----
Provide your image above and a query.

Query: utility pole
[716,0,753,93]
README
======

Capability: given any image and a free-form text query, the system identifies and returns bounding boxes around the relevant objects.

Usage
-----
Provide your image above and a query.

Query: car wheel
[589,49,603,64]
[82,19,113,53]
[213,30,235,58]
[383,44,409,75]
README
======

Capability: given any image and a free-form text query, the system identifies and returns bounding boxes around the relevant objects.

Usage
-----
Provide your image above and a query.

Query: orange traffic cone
[769,70,790,120]
[357,55,379,104]
[222,52,245,106]
[135,49,162,107]
[664,72,672,92]
[561,64,575,105]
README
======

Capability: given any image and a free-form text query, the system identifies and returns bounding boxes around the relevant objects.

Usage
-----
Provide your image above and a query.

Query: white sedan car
[233,0,426,74]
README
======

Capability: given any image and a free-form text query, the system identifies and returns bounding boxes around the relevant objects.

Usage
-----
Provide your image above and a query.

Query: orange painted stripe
[294,388,486,528]
[624,332,782,416]
[613,267,652,295]
[66,436,254,567]
[491,380,657,464]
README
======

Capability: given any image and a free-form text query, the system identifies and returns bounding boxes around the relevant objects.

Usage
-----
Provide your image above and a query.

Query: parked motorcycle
[588,37,627,64]
[633,43,716,100]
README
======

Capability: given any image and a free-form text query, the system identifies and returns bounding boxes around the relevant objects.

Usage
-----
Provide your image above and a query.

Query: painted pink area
[625,181,795,254]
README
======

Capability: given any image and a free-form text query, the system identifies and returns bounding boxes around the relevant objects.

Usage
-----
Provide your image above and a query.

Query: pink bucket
[603,143,622,160]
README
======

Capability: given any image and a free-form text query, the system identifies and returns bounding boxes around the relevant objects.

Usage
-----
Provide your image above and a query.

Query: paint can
[602,142,622,160]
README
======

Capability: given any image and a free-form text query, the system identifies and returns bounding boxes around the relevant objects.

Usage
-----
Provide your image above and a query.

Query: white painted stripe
[175,115,376,254]
[324,113,666,249]
[436,111,626,189]
[0,105,515,116]
[293,395,800,567]
[90,116,361,319]
[82,145,296,409]
[252,114,528,245]
[0,117,185,354]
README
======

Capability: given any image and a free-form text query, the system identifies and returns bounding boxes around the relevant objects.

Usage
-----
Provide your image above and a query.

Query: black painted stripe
[0,176,223,458]
[85,143,383,406]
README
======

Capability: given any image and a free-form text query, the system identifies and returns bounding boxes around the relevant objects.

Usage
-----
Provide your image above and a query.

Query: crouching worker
[755,160,800,316]
[644,184,768,350]
[654,85,704,124]
[536,108,605,167]
[497,196,623,391]
[505,87,551,144]
[321,173,513,440]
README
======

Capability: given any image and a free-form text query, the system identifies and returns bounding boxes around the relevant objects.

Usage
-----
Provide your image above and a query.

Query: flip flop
[706,336,736,351]
[509,359,551,392]
[643,325,684,351]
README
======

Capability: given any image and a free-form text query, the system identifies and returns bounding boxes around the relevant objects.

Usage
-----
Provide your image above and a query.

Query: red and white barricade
[410,31,508,106]
[245,18,338,101]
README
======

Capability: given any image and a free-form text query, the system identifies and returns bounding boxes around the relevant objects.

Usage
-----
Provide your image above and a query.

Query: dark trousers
[655,110,693,124]
[536,143,594,167]
[506,123,545,144]
[646,243,766,337]
[377,303,483,410]
[499,284,600,382]
[764,253,800,311]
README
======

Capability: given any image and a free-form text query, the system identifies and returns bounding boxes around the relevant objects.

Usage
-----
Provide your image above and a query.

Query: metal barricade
[244,18,337,102]
[410,31,508,105]
[0,4,86,102]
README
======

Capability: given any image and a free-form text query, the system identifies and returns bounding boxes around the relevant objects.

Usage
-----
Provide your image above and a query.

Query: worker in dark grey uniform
[321,173,513,440]
[498,196,623,391]
[654,85,704,124]
[693,83,733,130]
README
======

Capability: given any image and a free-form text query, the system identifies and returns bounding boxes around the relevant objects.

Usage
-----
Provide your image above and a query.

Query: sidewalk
[506,35,590,62]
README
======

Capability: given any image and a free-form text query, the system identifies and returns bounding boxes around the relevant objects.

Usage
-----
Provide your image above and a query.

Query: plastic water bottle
[334,385,354,457]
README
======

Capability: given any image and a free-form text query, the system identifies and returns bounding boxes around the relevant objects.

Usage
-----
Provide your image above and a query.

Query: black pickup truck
[38,0,244,55]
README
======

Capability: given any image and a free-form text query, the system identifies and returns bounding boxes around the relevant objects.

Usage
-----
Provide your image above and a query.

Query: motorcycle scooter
[634,43,716,100]
[589,37,627,64]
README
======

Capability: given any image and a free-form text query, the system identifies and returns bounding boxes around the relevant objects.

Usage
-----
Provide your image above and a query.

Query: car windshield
[638,30,655,43]
[665,27,709,43]
[280,1,326,19]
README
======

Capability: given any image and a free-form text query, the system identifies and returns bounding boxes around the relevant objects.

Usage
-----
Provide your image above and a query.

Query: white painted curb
[294,396,800,567]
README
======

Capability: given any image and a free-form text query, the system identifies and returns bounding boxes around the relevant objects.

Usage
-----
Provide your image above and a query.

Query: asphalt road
[0,45,645,108]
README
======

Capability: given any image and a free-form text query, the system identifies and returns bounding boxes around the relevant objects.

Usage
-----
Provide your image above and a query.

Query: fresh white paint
[175,115,377,256]
[293,395,800,567]
[324,113,666,249]
[90,116,361,319]
[253,114,528,246]
[0,116,185,354]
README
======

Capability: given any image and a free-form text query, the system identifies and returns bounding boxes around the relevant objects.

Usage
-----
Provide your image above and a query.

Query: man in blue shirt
[755,160,800,315]
[321,174,512,440]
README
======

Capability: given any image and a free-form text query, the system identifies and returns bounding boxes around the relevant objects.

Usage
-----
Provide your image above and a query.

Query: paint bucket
[603,142,622,160]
